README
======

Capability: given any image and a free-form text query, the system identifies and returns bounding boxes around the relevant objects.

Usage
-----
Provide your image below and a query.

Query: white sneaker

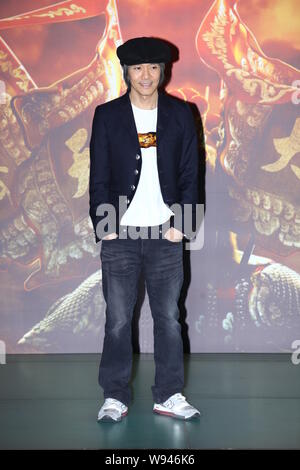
[97,398,128,422]
[153,393,201,420]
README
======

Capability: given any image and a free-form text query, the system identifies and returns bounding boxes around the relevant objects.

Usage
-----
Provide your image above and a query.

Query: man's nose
[142,66,150,79]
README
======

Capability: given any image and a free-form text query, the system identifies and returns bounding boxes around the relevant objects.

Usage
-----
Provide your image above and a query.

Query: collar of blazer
[118,89,171,153]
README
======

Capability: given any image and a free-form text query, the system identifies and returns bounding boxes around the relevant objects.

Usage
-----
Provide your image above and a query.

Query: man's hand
[102,232,118,240]
[163,227,184,242]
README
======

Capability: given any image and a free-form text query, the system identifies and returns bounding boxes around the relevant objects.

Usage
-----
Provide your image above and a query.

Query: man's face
[127,63,161,97]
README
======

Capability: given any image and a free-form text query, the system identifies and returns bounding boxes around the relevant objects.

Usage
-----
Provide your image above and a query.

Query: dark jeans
[99,223,184,406]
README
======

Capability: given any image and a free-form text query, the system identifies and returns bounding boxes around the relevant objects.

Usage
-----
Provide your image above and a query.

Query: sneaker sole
[97,410,128,422]
[153,409,200,420]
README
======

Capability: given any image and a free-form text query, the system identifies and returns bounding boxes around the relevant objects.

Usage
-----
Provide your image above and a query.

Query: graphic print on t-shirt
[138,132,157,148]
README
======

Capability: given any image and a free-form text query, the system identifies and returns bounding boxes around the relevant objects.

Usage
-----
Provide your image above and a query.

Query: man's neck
[129,89,158,110]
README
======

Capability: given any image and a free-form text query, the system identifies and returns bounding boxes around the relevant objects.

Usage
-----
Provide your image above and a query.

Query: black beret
[116,37,171,66]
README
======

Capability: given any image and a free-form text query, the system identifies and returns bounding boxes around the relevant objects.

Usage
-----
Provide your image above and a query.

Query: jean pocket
[163,236,182,243]
[102,236,119,242]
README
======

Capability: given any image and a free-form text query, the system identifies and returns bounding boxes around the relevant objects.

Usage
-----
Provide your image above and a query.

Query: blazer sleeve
[170,103,200,240]
[89,105,111,243]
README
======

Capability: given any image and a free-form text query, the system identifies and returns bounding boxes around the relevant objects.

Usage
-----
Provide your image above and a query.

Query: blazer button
[136,154,140,160]
[134,169,139,175]
[130,184,135,190]
[127,198,130,204]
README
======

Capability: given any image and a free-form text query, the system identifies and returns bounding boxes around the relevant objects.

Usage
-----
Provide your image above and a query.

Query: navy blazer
[89,90,200,242]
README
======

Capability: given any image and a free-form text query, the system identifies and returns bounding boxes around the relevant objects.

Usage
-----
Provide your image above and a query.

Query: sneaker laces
[105,398,122,404]
[103,398,126,410]
[164,393,187,408]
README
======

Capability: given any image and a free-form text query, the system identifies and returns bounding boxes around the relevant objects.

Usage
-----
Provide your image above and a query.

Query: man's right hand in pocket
[102,232,118,240]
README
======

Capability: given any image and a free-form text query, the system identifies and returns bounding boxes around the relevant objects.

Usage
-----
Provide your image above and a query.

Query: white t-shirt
[120,103,174,227]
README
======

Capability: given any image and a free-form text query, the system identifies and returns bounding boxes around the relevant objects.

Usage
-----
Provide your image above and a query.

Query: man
[89,37,201,422]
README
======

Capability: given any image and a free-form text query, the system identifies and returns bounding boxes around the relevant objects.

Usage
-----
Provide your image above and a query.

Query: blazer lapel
[119,91,140,152]
[156,90,171,145]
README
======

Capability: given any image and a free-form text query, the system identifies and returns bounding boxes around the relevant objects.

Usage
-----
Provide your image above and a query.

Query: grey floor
[0,353,299,449]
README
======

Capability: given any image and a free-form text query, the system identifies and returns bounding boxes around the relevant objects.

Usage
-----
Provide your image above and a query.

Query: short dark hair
[122,63,165,91]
